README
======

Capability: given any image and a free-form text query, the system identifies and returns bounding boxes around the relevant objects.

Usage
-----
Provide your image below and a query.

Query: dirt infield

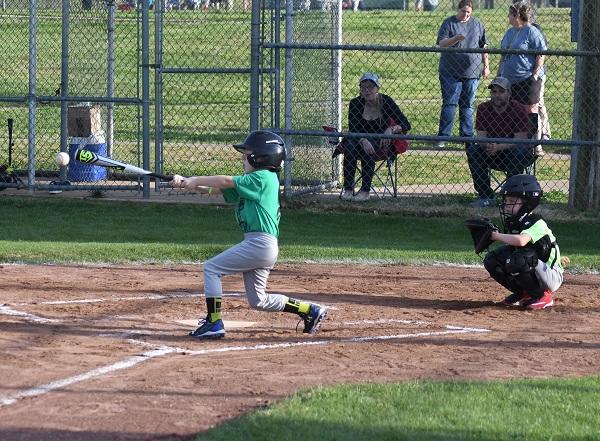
[1,263,599,441]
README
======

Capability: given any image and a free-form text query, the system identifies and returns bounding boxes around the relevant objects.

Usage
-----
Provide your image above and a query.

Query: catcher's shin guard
[483,246,523,294]
[505,248,538,275]
[505,248,545,297]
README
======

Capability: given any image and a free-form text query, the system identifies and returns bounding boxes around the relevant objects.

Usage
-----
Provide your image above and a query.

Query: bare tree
[570,0,600,210]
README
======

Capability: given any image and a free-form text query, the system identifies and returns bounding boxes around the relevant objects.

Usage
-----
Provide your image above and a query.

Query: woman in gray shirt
[436,0,489,148]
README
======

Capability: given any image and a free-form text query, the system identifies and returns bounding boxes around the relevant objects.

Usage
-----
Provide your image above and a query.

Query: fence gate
[157,2,258,187]
[156,0,342,199]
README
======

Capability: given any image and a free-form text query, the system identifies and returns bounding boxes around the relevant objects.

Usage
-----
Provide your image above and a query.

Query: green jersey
[221,169,280,237]
[522,217,563,272]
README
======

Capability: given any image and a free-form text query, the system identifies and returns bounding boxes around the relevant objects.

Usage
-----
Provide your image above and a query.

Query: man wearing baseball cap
[487,76,511,91]
[466,76,533,208]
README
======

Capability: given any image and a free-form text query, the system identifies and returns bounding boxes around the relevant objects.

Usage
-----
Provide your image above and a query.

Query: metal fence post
[332,0,342,185]
[141,0,151,198]
[249,0,261,132]
[107,0,116,157]
[154,0,163,186]
[59,0,70,182]
[283,0,294,198]
[273,0,281,130]
[569,0,600,210]
[27,0,37,193]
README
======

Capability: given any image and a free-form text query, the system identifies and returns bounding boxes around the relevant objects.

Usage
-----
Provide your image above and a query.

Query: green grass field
[0,196,599,440]
[198,377,600,441]
[0,197,598,270]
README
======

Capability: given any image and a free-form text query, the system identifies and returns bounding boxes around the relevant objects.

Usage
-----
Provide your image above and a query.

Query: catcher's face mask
[501,196,523,216]
[500,195,527,230]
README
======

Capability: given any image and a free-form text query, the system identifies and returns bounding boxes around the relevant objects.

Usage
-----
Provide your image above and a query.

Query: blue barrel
[67,135,108,182]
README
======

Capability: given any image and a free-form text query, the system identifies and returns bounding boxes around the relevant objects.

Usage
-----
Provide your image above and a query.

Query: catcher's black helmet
[499,174,542,228]
[233,130,286,172]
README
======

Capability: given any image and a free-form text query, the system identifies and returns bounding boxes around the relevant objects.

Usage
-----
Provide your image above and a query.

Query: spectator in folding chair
[337,73,411,202]
[466,76,533,208]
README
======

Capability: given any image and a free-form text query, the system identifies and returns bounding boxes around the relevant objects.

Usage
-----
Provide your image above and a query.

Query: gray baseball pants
[203,232,286,312]
[535,260,563,293]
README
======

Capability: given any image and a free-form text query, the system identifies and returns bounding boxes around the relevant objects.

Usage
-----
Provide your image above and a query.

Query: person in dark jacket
[341,72,411,202]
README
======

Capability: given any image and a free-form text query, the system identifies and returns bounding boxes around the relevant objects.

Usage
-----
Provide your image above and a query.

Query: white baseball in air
[56,152,70,167]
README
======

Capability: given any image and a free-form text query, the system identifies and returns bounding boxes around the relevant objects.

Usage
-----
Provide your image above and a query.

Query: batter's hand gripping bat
[75,149,174,181]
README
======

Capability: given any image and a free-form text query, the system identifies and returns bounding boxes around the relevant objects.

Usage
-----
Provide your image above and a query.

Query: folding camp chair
[334,141,400,199]
[369,148,399,198]
[491,146,539,193]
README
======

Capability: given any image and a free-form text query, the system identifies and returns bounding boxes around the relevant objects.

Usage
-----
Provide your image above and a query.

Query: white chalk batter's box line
[0,319,490,408]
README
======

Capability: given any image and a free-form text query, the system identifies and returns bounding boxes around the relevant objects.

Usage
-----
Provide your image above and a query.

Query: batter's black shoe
[302,304,328,334]
[189,317,225,339]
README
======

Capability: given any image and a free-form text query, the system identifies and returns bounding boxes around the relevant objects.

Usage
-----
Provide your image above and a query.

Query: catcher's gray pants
[535,259,563,293]
[203,232,286,312]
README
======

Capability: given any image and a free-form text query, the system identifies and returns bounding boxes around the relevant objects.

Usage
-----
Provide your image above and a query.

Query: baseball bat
[75,149,173,181]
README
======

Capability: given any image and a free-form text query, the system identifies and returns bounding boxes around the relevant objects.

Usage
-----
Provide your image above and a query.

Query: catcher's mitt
[464,217,499,254]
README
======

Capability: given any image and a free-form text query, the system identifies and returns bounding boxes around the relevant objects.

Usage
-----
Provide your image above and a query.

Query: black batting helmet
[233,130,286,172]
[499,174,542,228]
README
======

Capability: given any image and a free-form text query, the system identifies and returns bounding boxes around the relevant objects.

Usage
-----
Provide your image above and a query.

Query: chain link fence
[0,0,143,192]
[276,0,599,209]
[0,0,598,209]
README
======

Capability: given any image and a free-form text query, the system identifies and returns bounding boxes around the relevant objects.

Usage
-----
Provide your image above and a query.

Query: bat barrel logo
[75,149,97,164]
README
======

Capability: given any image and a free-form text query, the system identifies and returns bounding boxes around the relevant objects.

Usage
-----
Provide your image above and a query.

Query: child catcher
[170,130,328,339]
[484,174,566,310]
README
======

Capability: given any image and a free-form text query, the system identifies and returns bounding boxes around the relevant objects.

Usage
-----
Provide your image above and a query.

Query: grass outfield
[198,377,600,441]
[0,197,598,271]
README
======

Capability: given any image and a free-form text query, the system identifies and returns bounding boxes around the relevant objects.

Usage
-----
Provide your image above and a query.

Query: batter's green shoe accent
[283,298,310,315]
[206,297,222,323]
[297,301,310,315]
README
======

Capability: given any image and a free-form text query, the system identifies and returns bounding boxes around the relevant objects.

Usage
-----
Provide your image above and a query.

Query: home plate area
[165,315,490,350]
[0,291,490,410]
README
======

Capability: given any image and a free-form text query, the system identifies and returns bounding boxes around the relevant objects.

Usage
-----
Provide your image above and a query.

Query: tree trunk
[569,0,600,210]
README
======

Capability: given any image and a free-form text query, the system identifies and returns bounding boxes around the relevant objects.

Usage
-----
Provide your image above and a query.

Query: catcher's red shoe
[522,290,553,310]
